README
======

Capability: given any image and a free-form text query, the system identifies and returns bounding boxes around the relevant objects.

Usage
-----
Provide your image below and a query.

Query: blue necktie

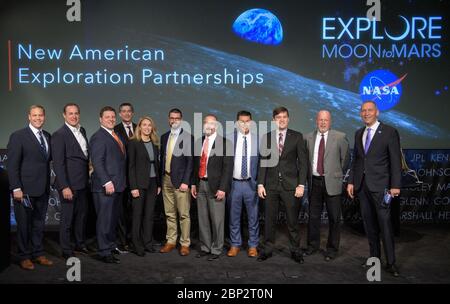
[241,136,248,179]
[38,130,48,158]
[364,128,372,154]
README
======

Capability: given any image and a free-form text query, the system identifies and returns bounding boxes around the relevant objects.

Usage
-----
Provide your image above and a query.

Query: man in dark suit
[159,108,194,256]
[257,106,308,264]
[191,114,233,261]
[7,105,53,270]
[347,101,402,277]
[304,110,350,261]
[113,102,136,253]
[227,111,260,258]
[51,103,90,260]
[90,106,127,264]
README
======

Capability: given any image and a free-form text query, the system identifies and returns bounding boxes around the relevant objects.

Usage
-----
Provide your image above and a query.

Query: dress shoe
[324,251,336,262]
[135,251,146,257]
[74,247,90,255]
[145,246,157,253]
[227,246,240,257]
[101,255,120,264]
[34,256,53,266]
[291,252,305,264]
[257,252,272,262]
[302,247,319,256]
[196,251,209,258]
[115,245,130,254]
[386,264,400,277]
[247,247,258,258]
[207,254,221,261]
[20,259,35,270]
[180,246,190,256]
[160,243,176,253]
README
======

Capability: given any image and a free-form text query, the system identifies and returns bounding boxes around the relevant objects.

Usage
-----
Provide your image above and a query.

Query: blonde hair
[132,116,159,146]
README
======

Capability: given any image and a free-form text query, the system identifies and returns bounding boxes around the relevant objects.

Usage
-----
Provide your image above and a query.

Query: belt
[233,178,251,181]
[200,177,208,181]
[313,175,325,179]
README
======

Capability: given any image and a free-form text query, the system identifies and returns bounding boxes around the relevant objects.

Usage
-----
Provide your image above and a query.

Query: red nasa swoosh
[386,73,407,88]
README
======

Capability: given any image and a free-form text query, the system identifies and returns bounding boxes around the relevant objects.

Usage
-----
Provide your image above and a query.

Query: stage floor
[1,224,449,284]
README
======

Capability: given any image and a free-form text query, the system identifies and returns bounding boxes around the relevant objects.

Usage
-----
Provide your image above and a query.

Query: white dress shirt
[66,122,88,157]
[29,123,48,153]
[362,120,380,149]
[233,132,251,179]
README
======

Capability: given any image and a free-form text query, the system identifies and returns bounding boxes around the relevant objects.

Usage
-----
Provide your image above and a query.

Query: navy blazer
[6,126,51,197]
[128,139,161,189]
[348,122,402,193]
[89,127,126,193]
[51,124,89,191]
[230,130,259,190]
[160,128,194,188]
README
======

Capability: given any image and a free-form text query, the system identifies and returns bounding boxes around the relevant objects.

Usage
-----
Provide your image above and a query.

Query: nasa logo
[359,69,407,111]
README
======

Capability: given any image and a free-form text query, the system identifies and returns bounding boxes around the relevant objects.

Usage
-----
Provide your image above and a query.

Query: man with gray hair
[304,110,349,261]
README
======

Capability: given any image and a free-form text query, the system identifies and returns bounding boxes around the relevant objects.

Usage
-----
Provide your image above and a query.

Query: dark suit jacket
[90,127,126,193]
[257,129,308,191]
[6,126,51,197]
[51,124,89,191]
[128,139,161,190]
[114,122,137,145]
[160,129,194,188]
[193,135,233,194]
[348,122,402,193]
[229,130,259,190]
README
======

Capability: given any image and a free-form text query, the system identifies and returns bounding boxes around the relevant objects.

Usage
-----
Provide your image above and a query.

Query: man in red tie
[90,106,127,264]
[191,114,233,261]
[304,110,349,261]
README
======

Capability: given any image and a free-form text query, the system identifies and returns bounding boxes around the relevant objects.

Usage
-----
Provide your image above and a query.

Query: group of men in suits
[7,101,402,277]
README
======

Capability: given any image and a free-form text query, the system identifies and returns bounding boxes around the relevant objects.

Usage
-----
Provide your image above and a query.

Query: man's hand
[215,190,226,201]
[131,189,140,198]
[105,182,115,195]
[347,184,354,199]
[62,187,74,200]
[179,183,189,192]
[157,187,161,195]
[258,185,266,199]
[13,190,24,202]
[390,188,400,197]
[294,186,304,198]
[191,185,197,199]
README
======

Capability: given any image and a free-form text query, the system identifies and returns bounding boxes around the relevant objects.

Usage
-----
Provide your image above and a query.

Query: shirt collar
[65,122,81,132]
[122,122,133,128]
[366,120,380,131]
[170,127,181,136]
[101,125,113,135]
[29,123,41,134]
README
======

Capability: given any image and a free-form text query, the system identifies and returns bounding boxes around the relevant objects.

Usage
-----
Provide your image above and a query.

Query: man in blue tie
[7,105,53,270]
[347,101,402,277]
[227,111,260,258]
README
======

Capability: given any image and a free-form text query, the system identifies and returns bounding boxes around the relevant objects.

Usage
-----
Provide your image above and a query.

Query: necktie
[241,135,248,179]
[278,132,284,156]
[127,125,134,138]
[112,131,125,155]
[38,130,48,158]
[317,134,325,176]
[199,136,209,178]
[364,128,372,154]
[165,133,175,173]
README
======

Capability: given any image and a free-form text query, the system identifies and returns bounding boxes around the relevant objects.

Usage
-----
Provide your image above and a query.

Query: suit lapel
[324,131,335,159]
[64,125,87,159]
[309,131,317,162]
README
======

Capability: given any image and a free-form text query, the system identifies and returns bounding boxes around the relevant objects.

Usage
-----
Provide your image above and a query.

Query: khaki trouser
[162,174,191,246]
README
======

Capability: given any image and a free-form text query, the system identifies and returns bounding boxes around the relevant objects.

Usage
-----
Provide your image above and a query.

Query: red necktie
[112,131,125,155]
[278,132,284,155]
[317,134,325,176]
[199,136,209,178]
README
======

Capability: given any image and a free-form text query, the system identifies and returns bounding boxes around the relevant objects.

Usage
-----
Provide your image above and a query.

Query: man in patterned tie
[257,107,308,264]
[304,110,349,261]
[7,105,53,270]
[347,101,402,277]
[227,111,260,258]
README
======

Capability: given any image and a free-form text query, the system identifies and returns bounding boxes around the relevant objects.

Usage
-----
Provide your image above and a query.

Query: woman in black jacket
[128,116,161,256]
